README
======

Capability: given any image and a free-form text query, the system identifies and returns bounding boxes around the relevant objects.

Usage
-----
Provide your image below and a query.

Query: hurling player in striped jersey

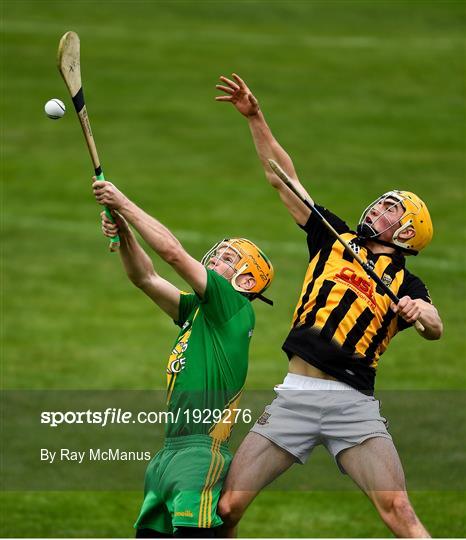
[215,73,442,538]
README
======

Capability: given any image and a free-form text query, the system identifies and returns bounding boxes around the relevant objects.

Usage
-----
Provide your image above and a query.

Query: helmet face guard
[357,192,405,240]
[357,190,433,255]
[201,238,274,297]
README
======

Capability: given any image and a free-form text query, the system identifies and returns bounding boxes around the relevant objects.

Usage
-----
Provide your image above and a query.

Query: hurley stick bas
[57,31,120,251]
[268,159,425,332]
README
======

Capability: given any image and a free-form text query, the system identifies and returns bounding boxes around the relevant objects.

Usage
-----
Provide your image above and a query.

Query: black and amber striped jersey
[282,204,431,394]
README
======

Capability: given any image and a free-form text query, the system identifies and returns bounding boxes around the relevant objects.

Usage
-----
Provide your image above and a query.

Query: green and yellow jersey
[165,269,255,441]
[283,204,431,394]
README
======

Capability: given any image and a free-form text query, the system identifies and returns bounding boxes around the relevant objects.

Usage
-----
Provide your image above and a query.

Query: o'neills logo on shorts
[175,510,194,518]
[335,267,377,309]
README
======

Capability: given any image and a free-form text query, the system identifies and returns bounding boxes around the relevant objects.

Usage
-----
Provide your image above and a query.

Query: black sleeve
[299,204,350,260]
[397,269,432,331]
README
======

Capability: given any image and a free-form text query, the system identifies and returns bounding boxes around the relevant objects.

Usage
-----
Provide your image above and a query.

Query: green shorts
[134,435,232,534]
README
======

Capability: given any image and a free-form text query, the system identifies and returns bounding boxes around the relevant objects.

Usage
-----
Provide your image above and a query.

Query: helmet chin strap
[356,224,418,255]
[356,222,377,239]
[376,238,418,255]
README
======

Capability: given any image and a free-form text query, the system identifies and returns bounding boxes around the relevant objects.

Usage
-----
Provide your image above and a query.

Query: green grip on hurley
[96,170,120,251]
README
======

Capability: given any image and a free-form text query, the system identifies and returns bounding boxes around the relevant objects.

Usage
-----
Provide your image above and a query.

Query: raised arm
[93,179,208,299]
[216,73,311,226]
[99,210,181,320]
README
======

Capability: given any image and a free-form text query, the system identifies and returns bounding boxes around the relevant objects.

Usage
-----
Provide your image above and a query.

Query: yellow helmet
[202,238,274,301]
[358,190,433,255]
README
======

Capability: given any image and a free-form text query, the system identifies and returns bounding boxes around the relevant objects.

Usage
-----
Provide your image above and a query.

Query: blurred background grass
[1,0,465,537]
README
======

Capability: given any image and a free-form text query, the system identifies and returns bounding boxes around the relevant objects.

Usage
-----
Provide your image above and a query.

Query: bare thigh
[223,431,296,494]
[338,436,431,537]
[218,425,298,534]
[338,436,406,493]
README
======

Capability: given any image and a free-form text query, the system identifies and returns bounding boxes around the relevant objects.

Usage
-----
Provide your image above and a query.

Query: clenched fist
[92,177,128,210]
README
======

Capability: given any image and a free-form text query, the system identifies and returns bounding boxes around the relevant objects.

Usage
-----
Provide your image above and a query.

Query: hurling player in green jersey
[93,178,273,538]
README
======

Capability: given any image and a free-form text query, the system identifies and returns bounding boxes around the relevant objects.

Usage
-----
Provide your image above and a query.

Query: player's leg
[323,389,430,537]
[166,436,236,534]
[217,432,296,537]
[134,451,174,538]
[338,437,430,538]
[220,374,322,536]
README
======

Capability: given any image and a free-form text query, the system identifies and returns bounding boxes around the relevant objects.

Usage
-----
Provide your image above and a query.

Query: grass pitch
[2,0,465,537]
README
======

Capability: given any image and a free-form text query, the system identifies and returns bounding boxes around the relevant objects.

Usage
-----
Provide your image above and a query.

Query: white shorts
[250,373,392,472]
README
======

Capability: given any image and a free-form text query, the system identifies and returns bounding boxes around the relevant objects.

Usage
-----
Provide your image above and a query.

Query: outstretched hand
[215,73,260,117]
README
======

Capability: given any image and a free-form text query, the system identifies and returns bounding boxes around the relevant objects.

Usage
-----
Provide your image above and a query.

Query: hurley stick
[57,31,120,251]
[268,159,425,332]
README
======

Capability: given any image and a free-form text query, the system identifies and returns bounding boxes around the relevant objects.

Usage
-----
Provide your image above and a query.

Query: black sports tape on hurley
[72,87,85,112]
[95,166,102,176]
